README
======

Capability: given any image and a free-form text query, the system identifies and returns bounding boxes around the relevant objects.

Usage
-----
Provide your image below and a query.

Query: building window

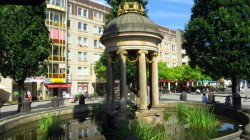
[67,4,71,13]
[94,40,99,48]
[99,27,103,34]
[93,11,103,22]
[83,52,88,61]
[78,52,82,60]
[78,22,87,32]
[78,7,88,18]
[67,20,70,28]
[67,35,71,44]
[83,67,88,76]
[94,26,103,35]
[67,50,70,59]
[78,22,82,30]
[83,9,88,17]
[78,67,82,75]
[83,23,87,32]
[78,37,82,45]
[83,38,88,46]
[94,53,100,61]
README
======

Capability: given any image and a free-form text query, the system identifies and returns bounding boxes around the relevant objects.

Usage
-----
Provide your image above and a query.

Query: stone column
[138,50,148,110]
[106,54,114,113]
[151,53,159,107]
[116,50,127,111]
[168,82,171,91]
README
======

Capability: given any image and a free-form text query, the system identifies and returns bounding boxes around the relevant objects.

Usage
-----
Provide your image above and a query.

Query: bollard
[180,92,187,101]
[79,94,85,105]
[52,96,59,107]
[22,98,31,113]
[232,93,241,108]
[208,92,215,104]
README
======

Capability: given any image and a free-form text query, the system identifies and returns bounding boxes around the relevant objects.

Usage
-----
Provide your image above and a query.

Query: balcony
[49,55,65,61]
[46,73,65,78]
[47,4,66,12]
[46,20,66,28]
[52,39,66,45]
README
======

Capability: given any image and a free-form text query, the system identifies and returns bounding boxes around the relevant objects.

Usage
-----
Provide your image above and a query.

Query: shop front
[45,78,70,98]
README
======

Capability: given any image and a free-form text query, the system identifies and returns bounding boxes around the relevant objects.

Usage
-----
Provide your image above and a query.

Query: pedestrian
[202,93,207,103]
[27,90,32,101]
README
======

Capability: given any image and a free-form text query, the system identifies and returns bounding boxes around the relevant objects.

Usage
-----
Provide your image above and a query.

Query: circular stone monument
[100,2,163,113]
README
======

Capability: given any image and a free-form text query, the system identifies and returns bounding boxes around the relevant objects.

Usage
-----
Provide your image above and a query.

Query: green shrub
[39,113,65,139]
[177,103,218,130]
[110,120,165,140]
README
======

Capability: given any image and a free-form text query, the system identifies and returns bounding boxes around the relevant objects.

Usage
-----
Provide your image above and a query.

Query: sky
[91,0,194,30]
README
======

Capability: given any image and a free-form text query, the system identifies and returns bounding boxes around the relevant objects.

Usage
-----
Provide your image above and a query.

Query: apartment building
[158,25,180,67]
[44,0,69,98]
[67,0,110,95]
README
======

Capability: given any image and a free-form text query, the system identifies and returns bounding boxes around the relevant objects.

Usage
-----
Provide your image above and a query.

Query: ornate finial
[118,2,143,15]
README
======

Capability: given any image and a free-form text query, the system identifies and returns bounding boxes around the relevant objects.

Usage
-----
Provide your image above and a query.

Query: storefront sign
[25,76,44,83]
[50,78,65,83]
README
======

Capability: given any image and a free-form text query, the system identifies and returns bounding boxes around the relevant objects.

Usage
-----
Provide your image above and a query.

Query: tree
[0,1,51,110]
[105,0,148,24]
[183,0,250,93]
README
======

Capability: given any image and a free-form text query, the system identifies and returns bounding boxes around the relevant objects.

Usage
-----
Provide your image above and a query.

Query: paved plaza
[1,88,250,119]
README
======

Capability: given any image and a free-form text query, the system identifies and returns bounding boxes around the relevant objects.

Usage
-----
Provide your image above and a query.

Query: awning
[45,84,71,88]
[0,84,7,89]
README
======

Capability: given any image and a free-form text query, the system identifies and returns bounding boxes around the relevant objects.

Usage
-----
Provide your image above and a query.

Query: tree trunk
[17,81,25,112]
[231,77,237,93]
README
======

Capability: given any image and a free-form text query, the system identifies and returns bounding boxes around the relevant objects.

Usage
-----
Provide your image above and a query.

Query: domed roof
[101,12,161,37]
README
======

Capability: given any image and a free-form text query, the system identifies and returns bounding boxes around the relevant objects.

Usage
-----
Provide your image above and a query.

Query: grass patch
[39,113,65,139]
[110,120,165,140]
[177,103,218,130]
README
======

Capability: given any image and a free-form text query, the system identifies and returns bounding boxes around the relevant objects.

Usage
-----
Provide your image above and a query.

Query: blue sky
[91,0,194,30]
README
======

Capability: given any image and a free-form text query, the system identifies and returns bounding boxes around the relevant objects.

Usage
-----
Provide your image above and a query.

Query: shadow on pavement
[31,102,52,109]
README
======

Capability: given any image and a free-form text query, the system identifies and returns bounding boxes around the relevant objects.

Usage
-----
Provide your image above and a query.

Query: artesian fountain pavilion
[100,2,163,119]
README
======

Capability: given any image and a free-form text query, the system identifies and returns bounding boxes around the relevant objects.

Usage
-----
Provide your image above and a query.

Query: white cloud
[159,0,194,5]
[90,0,110,6]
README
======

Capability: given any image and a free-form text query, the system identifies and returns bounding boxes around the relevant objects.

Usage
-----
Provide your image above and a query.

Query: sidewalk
[0,98,103,119]
[1,93,250,119]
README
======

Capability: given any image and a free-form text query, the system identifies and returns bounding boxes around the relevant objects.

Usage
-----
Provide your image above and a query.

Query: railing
[49,55,65,61]
[46,73,65,78]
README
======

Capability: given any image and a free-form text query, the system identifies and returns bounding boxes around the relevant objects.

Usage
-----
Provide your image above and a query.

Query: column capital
[116,50,128,55]
[150,52,158,57]
[138,50,148,55]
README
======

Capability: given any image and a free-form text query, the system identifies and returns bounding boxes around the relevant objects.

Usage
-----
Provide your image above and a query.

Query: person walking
[202,93,207,103]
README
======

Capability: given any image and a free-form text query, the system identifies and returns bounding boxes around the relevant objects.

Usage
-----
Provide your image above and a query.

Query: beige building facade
[67,0,110,95]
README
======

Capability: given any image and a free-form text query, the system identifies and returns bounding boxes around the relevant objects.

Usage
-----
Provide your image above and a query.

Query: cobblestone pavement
[1,88,250,119]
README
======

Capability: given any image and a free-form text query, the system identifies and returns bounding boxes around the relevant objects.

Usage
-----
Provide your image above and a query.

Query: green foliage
[158,63,211,82]
[110,120,165,140]
[0,1,51,99]
[13,91,19,96]
[184,0,250,92]
[92,102,105,122]
[39,113,65,139]
[177,103,218,130]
